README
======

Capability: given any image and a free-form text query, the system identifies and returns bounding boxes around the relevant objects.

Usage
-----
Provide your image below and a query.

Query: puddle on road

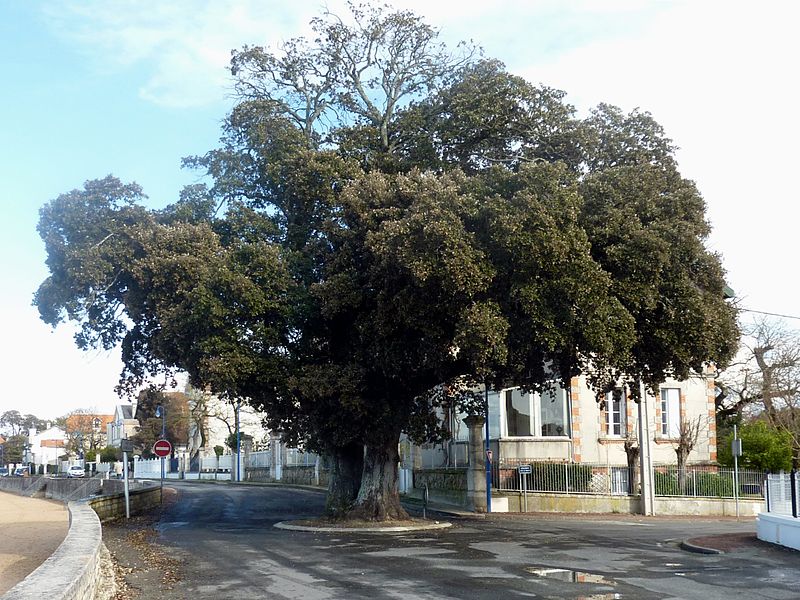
[525,567,620,599]
[525,567,614,585]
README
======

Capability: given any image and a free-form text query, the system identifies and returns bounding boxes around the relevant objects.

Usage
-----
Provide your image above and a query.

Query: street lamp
[155,405,166,438]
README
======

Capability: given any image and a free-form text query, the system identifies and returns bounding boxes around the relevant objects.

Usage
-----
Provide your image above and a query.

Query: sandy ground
[0,490,69,595]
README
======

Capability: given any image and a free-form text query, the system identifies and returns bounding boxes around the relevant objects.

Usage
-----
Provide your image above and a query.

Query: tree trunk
[676,446,689,494]
[347,431,408,521]
[624,441,640,495]
[325,442,364,519]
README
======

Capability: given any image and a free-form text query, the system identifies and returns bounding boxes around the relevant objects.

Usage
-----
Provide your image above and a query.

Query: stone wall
[414,468,467,491]
[410,469,468,506]
[0,475,47,497]
[2,502,102,600]
[245,467,274,482]
[0,479,161,600]
[281,465,329,487]
[88,485,161,522]
[44,478,103,502]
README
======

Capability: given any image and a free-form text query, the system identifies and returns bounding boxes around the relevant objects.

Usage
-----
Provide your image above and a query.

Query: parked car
[0,467,8,477]
[67,465,85,478]
[13,467,30,477]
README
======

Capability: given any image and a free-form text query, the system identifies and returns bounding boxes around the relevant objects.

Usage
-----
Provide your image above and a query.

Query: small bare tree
[674,416,704,492]
[718,317,800,468]
[623,432,640,495]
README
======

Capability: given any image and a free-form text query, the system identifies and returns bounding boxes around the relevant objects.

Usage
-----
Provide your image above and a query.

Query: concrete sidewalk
[0,490,69,595]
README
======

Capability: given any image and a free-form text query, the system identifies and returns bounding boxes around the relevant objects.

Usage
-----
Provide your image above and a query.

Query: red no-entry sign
[153,439,172,457]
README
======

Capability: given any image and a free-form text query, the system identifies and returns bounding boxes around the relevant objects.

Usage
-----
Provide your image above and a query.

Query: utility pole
[637,380,655,516]
[484,383,492,513]
[235,400,241,482]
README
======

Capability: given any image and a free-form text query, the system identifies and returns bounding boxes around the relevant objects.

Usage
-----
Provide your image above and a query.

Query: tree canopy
[35,3,738,519]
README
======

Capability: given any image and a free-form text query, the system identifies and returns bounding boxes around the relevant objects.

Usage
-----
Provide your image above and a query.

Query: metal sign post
[121,439,134,519]
[732,425,742,519]
[153,439,172,505]
[518,464,531,513]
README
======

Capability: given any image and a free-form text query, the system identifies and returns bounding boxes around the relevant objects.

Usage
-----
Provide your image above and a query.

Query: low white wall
[494,493,763,516]
[655,496,764,517]
[757,513,800,551]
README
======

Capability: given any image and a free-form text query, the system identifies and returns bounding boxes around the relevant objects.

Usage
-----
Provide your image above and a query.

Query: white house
[187,391,270,459]
[107,404,139,448]
[27,425,68,473]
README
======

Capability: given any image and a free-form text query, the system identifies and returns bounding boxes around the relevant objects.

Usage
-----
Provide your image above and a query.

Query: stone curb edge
[1,501,102,600]
[274,520,453,533]
[679,540,724,555]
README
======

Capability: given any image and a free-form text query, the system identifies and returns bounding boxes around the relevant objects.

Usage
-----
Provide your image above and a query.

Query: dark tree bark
[623,436,640,495]
[325,442,364,518]
[347,430,408,521]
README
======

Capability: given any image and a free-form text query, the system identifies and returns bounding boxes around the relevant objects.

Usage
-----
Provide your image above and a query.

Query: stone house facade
[413,369,717,469]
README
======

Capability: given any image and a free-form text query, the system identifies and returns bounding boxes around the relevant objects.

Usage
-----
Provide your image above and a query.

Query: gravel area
[101,487,184,600]
[686,532,769,553]
[0,490,69,595]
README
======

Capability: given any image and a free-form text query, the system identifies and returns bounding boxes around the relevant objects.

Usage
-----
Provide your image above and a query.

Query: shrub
[528,462,593,492]
[693,472,734,497]
[654,470,679,495]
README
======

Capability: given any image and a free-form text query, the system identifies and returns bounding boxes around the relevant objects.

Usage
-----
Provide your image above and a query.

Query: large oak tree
[35,4,738,520]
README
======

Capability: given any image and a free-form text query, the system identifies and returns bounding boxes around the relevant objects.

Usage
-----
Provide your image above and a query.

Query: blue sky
[1,1,798,419]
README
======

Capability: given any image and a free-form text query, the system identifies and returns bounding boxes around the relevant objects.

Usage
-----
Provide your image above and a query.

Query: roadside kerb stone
[679,539,724,555]
[1,501,102,600]
[274,520,452,533]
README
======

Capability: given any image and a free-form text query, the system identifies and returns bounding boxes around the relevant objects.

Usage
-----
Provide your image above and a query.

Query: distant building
[65,413,114,455]
[27,425,68,472]
[107,404,139,448]
[187,391,269,458]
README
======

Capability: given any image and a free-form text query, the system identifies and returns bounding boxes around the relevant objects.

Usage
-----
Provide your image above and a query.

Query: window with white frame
[505,389,532,436]
[503,386,569,438]
[605,389,625,436]
[660,388,681,438]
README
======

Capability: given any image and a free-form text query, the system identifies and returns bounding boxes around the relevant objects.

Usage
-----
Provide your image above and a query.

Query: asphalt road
[152,482,799,600]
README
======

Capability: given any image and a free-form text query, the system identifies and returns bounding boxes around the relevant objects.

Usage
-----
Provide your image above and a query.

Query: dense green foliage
[34,4,738,518]
[0,434,26,463]
[717,421,792,472]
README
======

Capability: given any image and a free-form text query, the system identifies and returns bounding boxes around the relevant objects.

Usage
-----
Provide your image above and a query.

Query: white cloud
[41,0,314,108]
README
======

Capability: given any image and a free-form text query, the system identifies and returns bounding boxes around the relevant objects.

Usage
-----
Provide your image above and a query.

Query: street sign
[153,439,172,458]
[518,464,532,475]
[120,439,134,453]
[732,438,743,457]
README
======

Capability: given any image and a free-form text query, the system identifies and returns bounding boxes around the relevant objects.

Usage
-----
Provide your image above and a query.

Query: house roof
[41,439,65,448]
[65,413,114,433]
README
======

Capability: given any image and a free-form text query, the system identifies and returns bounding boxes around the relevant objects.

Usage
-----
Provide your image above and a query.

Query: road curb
[2,501,102,600]
[274,519,453,533]
[679,540,724,555]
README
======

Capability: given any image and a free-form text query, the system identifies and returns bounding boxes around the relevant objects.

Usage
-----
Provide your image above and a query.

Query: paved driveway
[146,482,797,599]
